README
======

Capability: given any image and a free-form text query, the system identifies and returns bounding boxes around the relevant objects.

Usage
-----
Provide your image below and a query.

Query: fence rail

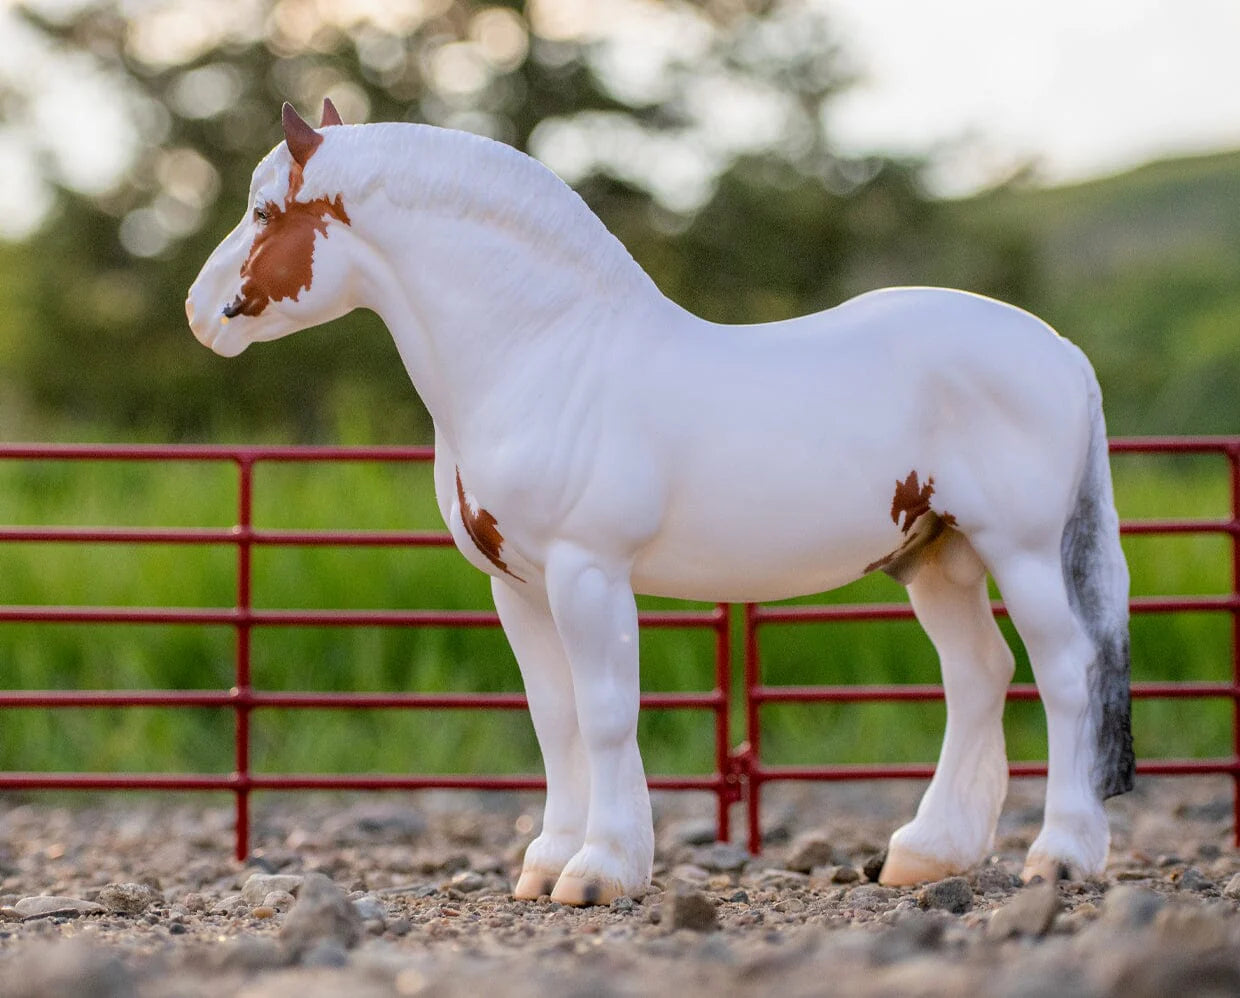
[0,437,1236,858]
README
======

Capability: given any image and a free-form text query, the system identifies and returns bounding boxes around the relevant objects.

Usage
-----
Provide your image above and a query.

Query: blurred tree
[1,0,992,440]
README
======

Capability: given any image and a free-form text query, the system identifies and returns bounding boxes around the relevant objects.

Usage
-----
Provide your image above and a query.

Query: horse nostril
[222,297,245,319]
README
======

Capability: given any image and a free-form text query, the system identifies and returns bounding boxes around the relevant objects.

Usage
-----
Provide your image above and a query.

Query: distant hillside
[938,150,1240,436]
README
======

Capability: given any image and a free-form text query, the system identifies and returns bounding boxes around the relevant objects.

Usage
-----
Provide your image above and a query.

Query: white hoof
[548,842,650,907]
[879,842,966,886]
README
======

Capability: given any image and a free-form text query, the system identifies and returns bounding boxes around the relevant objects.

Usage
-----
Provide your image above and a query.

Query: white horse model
[188,101,1133,904]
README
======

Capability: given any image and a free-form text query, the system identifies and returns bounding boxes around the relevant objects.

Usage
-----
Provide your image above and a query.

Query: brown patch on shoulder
[456,468,525,582]
[224,151,350,319]
[890,471,935,535]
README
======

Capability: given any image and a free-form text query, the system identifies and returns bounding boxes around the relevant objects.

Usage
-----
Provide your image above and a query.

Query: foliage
[1,0,938,441]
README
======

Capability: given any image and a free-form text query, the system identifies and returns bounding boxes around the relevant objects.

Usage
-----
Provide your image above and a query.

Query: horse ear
[282,102,322,167]
[320,97,344,127]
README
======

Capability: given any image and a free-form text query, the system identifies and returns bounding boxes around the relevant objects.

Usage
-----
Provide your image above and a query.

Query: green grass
[0,449,1234,782]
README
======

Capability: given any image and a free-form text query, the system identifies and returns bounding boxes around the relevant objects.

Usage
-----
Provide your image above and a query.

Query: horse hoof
[550,874,623,907]
[513,869,559,901]
[878,846,960,886]
[1020,855,1077,885]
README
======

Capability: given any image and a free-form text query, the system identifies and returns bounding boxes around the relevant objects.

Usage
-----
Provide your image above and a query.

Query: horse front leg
[491,578,591,900]
[542,544,652,906]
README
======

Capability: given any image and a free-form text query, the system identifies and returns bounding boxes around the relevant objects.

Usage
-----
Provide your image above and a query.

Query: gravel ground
[2,777,1239,997]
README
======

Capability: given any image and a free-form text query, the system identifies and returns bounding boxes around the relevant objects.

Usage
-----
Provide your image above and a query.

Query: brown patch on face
[890,471,935,535]
[224,153,350,319]
[456,468,525,582]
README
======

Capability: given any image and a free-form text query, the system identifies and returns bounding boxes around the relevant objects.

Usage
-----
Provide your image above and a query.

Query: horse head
[186,99,355,357]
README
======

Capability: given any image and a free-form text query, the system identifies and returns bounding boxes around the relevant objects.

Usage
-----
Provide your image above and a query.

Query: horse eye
[253,206,270,224]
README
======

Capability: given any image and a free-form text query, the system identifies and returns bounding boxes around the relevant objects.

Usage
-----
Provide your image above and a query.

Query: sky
[1,0,1240,238]
[824,0,1240,193]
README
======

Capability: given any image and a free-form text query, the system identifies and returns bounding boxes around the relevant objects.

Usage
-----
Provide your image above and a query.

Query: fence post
[742,602,762,854]
[233,455,255,861]
[1230,444,1240,848]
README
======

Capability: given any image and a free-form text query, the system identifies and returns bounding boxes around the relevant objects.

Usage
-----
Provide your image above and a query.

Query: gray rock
[448,870,485,893]
[870,909,946,964]
[685,842,751,873]
[1223,872,1240,899]
[1152,903,1233,951]
[846,884,899,912]
[300,938,350,968]
[862,851,888,883]
[264,890,297,910]
[1098,885,1164,930]
[0,940,133,998]
[1174,866,1213,892]
[972,864,1021,893]
[279,872,363,958]
[352,894,387,922]
[917,877,974,915]
[1108,950,1240,998]
[663,881,718,932]
[14,896,106,918]
[662,818,718,847]
[986,882,1060,939]
[320,803,426,844]
[241,873,304,905]
[96,882,161,916]
[785,834,836,874]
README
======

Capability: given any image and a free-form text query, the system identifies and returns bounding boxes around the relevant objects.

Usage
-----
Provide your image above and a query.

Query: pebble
[352,894,388,922]
[263,890,296,910]
[1174,867,1213,893]
[252,905,277,919]
[985,882,1059,939]
[916,878,974,915]
[784,834,836,874]
[279,872,363,959]
[663,882,718,932]
[241,873,304,906]
[685,842,751,873]
[13,896,106,918]
[669,863,711,884]
[1222,873,1240,899]
[448,870,486,893]
[662,818,718,847]
[96,882,161,916]
[862,852,888,883]
[1098,885,1164,930]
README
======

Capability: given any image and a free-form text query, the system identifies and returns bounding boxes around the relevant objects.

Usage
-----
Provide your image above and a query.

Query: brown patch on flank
[225,153,350,319]
[890,471,935,535]
[456,468,525,582]
[865,511,947,581]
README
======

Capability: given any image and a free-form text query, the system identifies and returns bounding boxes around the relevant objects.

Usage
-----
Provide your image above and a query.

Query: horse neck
[350,189,666,447]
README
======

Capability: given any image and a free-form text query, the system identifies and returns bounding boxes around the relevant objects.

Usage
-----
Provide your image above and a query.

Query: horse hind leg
[985,547,1117,882]
[880,530,1015,886]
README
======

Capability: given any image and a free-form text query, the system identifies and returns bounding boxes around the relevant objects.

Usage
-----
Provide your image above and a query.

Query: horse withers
[187,101,1133,905]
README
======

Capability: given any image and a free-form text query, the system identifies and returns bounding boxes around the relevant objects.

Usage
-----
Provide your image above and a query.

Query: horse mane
[305,122,656,303]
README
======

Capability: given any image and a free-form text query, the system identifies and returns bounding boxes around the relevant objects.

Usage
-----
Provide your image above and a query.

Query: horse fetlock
[1023,810,1109,883]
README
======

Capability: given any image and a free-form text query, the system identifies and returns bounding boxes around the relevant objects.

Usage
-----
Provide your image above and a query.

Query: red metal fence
[1,437,1237,858]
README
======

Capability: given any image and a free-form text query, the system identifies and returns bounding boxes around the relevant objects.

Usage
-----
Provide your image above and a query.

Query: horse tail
[1061,352,1134,799]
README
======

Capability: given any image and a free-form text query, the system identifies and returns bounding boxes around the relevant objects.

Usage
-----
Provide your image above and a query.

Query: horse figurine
[187,100,1133,905]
